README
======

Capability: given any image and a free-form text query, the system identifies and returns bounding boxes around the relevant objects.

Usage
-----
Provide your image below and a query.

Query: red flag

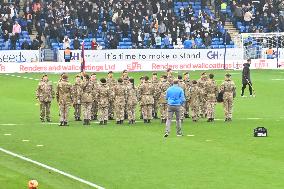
[81,41,85,72]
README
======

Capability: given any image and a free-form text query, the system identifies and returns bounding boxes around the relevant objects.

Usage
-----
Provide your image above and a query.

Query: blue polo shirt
[165,84,185,106]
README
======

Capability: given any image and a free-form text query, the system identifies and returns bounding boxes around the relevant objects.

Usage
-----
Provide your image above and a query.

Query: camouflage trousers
[59,103,70,122]
[206,101,216,119]
[108,100,115,118]
[82,102,92,120]
[141,104,153,120]
[184,100,190,116]
[180,105,185,120]
[98,106,108,121]
[73,104,81,119]
[152,99,159,114]
[115,104,125,121]
[40,101,51,120]
[191,104,199,121]
[91,101,98,119]
[127,105,136,121]
[199,96,207,116]
[160,103,168,119]
[223,98,233,119]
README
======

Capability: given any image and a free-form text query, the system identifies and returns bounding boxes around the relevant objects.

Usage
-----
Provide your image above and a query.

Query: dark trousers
[165,105,182,135]
[241,83,252,96]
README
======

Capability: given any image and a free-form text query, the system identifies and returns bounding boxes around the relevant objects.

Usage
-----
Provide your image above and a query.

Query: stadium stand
[6,0,283,50]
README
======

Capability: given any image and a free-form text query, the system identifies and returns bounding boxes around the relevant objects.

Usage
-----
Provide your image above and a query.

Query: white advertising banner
[0,50,40,63]
[57,48,244,63]
[0,59,281,73]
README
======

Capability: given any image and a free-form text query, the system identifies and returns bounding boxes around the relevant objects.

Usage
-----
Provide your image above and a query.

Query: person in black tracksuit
[241,59,252,97]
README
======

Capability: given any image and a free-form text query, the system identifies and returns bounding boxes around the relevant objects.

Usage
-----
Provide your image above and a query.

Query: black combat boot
[147,119,151,123]
[185,114,190,118]
[120,120,124,124]
[46,118,51,122]
[103,120,107,125]
[77,117,82,121]
[109,116,114,120]
[132,120,135,124]
[116,121,120,124]
[207,118,211,122]
[144,119,147,123]
[40,118,45,122]
[99,121,104,125]
[59,121,64,126]
[64,122,68,126]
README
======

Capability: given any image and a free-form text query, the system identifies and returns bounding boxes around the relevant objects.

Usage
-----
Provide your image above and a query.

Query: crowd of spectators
[1,0,283,50]
[222,0,284,33]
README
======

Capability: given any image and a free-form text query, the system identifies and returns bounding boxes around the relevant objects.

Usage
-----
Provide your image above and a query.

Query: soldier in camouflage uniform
[177,75,186,122]
[122,77,131,120]
[158,75,171,123]
[127,78,138,124]
[138,76,154,123]
[97,78,112,125]
[204,74,218,122]
[114,78,127,124]
[189,80,200,122]
[72,75,82,121]
[151,72,160,119]
[56,74,72,126]
[90,73,99,120]
[183,72,191,118]
[36,74,55,122]
[81,74,94,125]
[138,76,145,119]
[197,72,208,118]
[166,68,175,85]
[106,71,116,120]
[220,73,236,122]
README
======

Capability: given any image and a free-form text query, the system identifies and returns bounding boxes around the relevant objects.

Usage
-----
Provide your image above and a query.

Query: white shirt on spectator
[155,36,162,46]
[244,11,253,22]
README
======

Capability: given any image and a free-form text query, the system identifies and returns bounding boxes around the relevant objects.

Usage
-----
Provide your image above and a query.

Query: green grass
[0,70,284,189]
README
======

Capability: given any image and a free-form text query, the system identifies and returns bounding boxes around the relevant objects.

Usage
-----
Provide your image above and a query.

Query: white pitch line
[11,74,15,77]
[271,79,284,81]
[22,140,30,142]
[0,123,19,126]
[36,144,44,147]
[0,147,105,189]
[29,78,34,80]
[23,76,28,79]
[17,76,21,78]
[4,134,11,136]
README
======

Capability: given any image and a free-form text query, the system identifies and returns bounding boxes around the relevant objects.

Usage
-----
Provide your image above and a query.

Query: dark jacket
[242,63,251,84]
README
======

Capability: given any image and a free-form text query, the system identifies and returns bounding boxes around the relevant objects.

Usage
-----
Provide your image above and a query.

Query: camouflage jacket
[151,78,160,100]
[56,80,72,105]
[127,86,138,106]
[114,83,127,105]
[220,79,236,100]
[97,83,112,107]
[158,80,171,104]
[81,81,94,103]
[36,80,54,102]
[204,79,218,102]
[72,81,83,104]
[90,80,99,101]
[197,78,207,96]
[189,84,200,106]
[138,81,154,105]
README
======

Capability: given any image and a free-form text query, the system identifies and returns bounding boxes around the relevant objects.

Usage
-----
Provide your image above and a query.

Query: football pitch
[0,70,284,189]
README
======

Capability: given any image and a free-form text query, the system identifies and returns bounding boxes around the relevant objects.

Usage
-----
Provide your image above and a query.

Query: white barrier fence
[0,49,284,73]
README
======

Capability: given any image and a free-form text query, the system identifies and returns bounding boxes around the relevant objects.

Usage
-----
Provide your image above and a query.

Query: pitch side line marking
[0,147,105,189]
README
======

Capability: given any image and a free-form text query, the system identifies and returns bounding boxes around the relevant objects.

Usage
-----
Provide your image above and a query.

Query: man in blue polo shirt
[164,79,185,137]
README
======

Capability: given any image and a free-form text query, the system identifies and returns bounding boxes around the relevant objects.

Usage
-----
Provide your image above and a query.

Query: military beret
[225,73,231,77]
[108,71,113,74]
[152,72,157,75]
[183,72,189,75]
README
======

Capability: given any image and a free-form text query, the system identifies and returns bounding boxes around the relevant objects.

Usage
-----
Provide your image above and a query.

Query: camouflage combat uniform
[204,79,218,121]
[36,79,54,122]
[114,82,127,123]
[72,79,82,121]
[126,84,138,124]
[184,79,191,118]
[178,79,186,120]
[91,79,99,120]
[56,78,72,125]
[106,77,117,119]
[197,77,208,117]
[97,83,112,124]
[81,80,94,125]
[158,79,171,123]
[138,80,154,122]
[151,77,160,118]
[189,83,200,122]
[220,77,236,121]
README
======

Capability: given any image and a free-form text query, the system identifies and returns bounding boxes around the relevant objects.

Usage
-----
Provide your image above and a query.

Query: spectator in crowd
[10,33,17,50]
[73,36,81,50]
[3,29,9,50]
[12,21,21,40]
[21,38,30,50]
[31,38,41,50]
[203,32,212,48]
[91,38,98,50]
[155,33,162,49]
[63,35,71,50]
